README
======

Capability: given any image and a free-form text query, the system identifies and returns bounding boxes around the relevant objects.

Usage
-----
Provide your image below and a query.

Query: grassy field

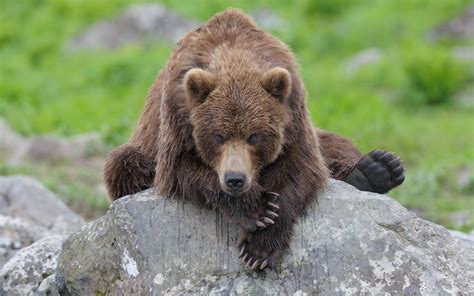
[1,0,473,230]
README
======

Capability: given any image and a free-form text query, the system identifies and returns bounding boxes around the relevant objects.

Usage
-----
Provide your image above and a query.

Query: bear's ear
[260,67,292,102]
[184,68,216,105]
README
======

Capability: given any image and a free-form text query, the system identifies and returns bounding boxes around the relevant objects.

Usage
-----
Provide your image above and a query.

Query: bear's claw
[348,149,405,194]
[253,191,280,230]
[240,251,261,270]
[265,210,278,218]
[238,231,284,271]
[239,244,246,256]
[267,202,279,210]
[239,246,281,271]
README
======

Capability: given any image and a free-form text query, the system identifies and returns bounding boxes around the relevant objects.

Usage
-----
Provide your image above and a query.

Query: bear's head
[184,67,292,196]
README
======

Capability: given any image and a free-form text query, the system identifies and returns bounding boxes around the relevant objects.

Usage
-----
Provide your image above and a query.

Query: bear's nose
[225,172,246,190]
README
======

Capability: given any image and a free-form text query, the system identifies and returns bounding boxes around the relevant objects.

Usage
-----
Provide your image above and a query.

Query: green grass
[1,0,473,229]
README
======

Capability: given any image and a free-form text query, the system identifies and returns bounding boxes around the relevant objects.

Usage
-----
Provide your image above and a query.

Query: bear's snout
[217,141,254,195]
[224,172,246,191]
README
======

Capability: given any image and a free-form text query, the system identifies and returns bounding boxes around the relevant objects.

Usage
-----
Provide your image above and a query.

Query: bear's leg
[103,145,156,201]
[317,129,405,194]
[237,193,293,270]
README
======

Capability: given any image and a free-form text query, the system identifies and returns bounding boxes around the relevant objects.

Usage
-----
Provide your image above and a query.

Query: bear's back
[166,9,297,80]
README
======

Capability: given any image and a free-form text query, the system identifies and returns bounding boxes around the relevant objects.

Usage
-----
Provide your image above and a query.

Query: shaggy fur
[103,9,405,270]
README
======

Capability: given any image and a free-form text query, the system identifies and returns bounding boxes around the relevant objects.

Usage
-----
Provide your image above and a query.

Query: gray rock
[345,48,382,73]
[0,176,85,234]
[0,235,63,295]
[0,118,103,165]
[449,210,471,229]
[449,229,474,245]
[57,180,474,295]
[37,274,60,296]
[429,5,474,41]
[456,166,473,190]
[0,215,50,268]
[0,118,29,165]
[453,84,474,109]
[453,46,474,61]
[26,133,102,164]
[68,4,198,51]
[250,9,286,31]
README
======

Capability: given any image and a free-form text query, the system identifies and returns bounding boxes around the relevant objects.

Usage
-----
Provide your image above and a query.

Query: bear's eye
[214,134,225,144]
[247,133,258,145]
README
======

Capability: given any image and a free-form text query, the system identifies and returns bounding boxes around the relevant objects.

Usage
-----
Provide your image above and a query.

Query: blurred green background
[1,0,473,231]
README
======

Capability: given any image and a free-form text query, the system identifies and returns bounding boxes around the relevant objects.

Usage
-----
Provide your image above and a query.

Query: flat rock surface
[57,180,474,295]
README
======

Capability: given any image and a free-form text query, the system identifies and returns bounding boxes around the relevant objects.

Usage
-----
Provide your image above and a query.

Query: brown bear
[103,9,405,271]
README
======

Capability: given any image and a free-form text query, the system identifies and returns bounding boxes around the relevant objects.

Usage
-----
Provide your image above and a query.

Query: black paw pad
[346,149,405,194]
[359,149,405,194]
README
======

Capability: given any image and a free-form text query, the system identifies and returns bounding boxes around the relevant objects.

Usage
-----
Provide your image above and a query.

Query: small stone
[456,167,472,190]
[345,48,382,73]
[428,5,474,41]
[0,236,12,248]
[37,274,60,296]
[453,47,474,61]
[68,4,199,51]
[0,215,51,267]
[250,9,287,31]
[449,210,471,228]
[0,235,64,295]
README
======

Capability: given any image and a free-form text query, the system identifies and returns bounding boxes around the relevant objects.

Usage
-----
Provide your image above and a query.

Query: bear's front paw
[354,149,405,194]
[236,191,280,232]
[254,191,280,230]
[237,231,285,271]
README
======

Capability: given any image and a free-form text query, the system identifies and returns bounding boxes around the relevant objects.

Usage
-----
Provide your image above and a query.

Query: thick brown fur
[103,9,405,270]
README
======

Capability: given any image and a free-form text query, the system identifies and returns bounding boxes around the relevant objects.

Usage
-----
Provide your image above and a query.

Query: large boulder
[57,180,474,295]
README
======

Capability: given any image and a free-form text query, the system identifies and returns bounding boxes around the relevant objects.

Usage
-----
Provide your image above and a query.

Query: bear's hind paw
[353,149,405,194]
[239,244,283,271]
[237,230,284,271]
